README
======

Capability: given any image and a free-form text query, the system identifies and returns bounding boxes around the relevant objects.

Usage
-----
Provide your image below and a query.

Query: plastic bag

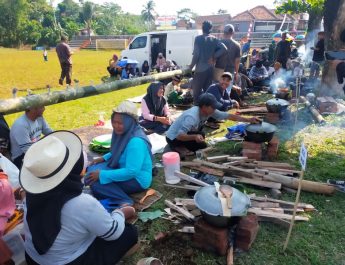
[0,154,19,188]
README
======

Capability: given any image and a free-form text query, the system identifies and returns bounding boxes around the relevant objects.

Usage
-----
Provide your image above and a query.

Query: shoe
[59,79,63,85]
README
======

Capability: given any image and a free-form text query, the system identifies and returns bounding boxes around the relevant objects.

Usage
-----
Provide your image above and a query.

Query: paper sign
[299,143,308,170]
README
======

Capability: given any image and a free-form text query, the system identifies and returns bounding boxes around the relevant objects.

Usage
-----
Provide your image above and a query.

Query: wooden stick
[258,216,290,228]
[251,196,315,210]
[187,166,224,177]
[163,184,200,191]
[227,245,234,265]
[247,208,309,221]
[284,170,304,251]
[206,155,230,163]
[224,176,281,190]
[174,198,195,206]
[174,171,210,187]
[165,200,195,220]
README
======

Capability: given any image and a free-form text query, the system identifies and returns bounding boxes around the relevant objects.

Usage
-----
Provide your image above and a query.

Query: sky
[55,0,276,16]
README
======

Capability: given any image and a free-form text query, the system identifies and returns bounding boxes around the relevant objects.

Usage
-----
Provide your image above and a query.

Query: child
[43,49,48,61]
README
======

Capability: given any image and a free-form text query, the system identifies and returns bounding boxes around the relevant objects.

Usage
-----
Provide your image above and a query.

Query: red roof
[232,5,297,21]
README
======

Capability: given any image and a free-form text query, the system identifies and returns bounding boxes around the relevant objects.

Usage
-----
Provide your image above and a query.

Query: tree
[177,8,197,20]
[275,0,324,45]
[217,9,228,14]
[141,0,156,29]
[320,0,345,96]
[81,1,94,41]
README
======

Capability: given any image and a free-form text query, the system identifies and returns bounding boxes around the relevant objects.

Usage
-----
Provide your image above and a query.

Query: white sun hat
[19,130,82,194]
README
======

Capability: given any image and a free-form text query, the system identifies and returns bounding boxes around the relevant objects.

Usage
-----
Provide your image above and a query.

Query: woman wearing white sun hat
[20,130,138,265]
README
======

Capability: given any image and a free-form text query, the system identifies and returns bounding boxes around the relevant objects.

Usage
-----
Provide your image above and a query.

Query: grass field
[1,49,345,265]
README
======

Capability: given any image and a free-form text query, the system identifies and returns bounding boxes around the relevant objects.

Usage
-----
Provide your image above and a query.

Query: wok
[194,185,250,228]
[245,122,277,143]
[266,98,290,113]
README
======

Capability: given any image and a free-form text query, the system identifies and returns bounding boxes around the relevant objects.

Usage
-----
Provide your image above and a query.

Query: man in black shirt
[310,32,325,79]
[275,32,291,69]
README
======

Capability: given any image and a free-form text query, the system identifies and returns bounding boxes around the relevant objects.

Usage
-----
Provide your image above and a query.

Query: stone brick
[235,214,259,251]
[193,219,229,256]
[242,149,262,161]
[265,112,280,124]
[267,136,279,160]
[242,141,263,151]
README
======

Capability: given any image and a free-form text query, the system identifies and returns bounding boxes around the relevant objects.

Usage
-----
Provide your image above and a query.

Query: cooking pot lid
[266,98,290,106]
[246,122,277,134]
[194,185,250,217]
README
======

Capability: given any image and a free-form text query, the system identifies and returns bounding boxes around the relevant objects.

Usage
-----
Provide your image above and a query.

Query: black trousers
[13,153,24,170]
[166,131,207,152]
[25,224,138,265]
[60,62,72,85]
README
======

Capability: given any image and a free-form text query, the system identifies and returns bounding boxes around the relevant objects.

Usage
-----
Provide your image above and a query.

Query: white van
[120,29,201,71]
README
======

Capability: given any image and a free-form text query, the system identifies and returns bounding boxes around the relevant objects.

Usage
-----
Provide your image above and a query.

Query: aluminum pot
[245,122,277,143]
[266,98,290,113]
[194,185,250,228]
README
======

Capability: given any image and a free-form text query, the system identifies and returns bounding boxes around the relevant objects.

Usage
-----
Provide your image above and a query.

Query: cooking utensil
[219,185,233,209]
[140,189,156,204]
[194,185,250,227]
[245,122,277,143]
[266,98,290,113]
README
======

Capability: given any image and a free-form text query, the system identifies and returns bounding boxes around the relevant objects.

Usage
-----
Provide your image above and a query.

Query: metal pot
[266,98,290,113]
[245,122,277,143]
[194,185,250,228]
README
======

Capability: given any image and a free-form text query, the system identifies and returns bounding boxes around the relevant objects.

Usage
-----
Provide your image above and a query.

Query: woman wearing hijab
[141,60,150,76]
[140,82,171,134]
[21,131,138,265]
[87,101,153,211]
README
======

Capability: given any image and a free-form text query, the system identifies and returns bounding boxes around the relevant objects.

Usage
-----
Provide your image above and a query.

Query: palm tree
[141,0,156,28]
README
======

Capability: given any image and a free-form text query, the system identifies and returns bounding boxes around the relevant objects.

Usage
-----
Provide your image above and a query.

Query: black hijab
[142,60,149,74]
[143,81,166,117]
[26,152,84,255]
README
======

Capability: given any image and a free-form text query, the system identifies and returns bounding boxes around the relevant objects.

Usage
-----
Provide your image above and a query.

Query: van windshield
[129,36,147,49]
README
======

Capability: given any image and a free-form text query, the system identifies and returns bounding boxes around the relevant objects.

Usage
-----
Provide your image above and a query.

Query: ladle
[139,189,156,204]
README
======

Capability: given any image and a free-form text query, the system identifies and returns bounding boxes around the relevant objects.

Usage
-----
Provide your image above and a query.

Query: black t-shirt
[312,39,325,62]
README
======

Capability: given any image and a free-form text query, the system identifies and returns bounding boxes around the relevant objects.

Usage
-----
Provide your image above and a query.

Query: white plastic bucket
[162,152,180,184]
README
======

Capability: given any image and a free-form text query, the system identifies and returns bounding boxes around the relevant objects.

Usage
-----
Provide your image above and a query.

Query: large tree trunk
[320,0,345,96]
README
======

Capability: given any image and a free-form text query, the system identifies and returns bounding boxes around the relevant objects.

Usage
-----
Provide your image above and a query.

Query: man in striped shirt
[10,105,53,169]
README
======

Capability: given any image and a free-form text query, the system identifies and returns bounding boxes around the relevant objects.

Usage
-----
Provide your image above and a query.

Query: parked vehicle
[120,30,202,72]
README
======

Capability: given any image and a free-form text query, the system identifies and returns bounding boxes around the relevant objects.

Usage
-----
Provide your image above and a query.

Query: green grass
[2,49,345,265]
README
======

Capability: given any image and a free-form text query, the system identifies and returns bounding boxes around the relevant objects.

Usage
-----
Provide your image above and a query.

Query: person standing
[214,24,241,82]
[275,32,291,69]
[310,31,325,79]
[10,105,53,169]
[56,35,73,86]
[268,40,276,64]
[189,20,227,104]
[43,49,48,62]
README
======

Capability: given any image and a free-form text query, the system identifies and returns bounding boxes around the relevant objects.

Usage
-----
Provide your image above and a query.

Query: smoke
[269,69,293,94]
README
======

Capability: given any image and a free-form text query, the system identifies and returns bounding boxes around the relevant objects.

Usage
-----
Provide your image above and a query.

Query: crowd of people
[0,21,332,265]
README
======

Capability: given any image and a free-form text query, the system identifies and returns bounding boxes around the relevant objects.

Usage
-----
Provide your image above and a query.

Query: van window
[129,36,147,49]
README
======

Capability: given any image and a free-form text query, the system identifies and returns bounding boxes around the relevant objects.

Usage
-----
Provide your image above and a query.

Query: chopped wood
[224,176,282,190]
[174,198,195,206]
[253,161,295,170]
[251,196,315,211]
[187,166,224,177]
[174,171,210,187]
[248,208,309,221]
[236,106,268,114]
[270,188,282,199]
[165,200,195,220]
[227,245,234,265]
[164,184,200,191]
[250,201,280,208]
[206,155,230,163]
[282,187,297,194]
[227,156,250,161]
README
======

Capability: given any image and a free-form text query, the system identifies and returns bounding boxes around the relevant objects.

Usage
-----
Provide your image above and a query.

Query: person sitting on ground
[21,131,138,265]
[141,60,150,76]
[205,72,239,129]
[10,105,53,169]
[165,93,259,156]
[164,74,182,99]
[0,170,15,237]
[107,54,121,77]
[0,114,10,158]
[139,82,172,134]
[249,60,269,88]
[87,101,153,211]
[162,60,177,72]
[154,53,166,72]
[121,64,135,79]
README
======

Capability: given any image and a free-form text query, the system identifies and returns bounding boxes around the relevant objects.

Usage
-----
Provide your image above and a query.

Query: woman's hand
[118,206,136,220]
[157,116,171,125]
[86,170,100,185]
[89,157,105,166]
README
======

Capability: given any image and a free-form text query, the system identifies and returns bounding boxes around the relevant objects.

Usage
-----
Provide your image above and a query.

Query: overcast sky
[55,0,276,16]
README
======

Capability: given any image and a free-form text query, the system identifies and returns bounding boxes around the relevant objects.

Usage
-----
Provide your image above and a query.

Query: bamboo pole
[0,69,189,115]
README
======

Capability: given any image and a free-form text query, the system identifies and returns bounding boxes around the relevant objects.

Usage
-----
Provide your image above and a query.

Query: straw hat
[113,100,138,120]
[19,131,82,194]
